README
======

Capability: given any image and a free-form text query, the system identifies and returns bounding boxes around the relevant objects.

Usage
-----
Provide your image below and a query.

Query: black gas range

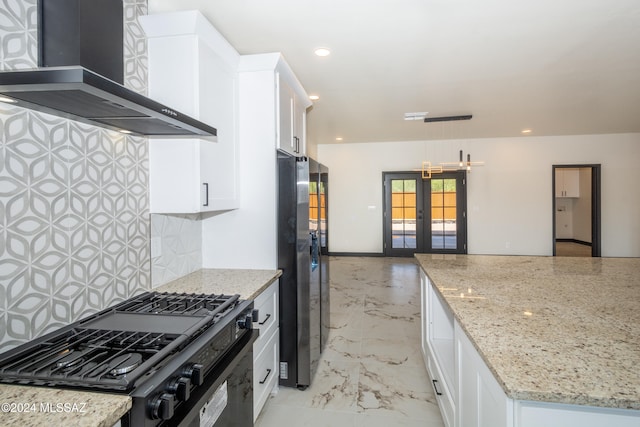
[0,291,258,427]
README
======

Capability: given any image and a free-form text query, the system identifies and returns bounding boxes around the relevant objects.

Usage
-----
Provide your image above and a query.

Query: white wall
[201,66,279,269]
[318,133,640,257]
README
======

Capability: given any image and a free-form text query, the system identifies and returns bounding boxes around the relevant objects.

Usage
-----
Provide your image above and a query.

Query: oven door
[122,329,258,427]
[175,329,258,427]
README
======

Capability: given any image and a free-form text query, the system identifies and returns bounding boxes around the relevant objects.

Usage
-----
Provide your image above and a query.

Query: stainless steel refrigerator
[277,153,330,389]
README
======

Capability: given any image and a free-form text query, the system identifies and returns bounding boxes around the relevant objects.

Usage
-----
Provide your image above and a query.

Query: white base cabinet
[515,400,640,427]
[456,322,513,427]
[252,280,279,421]
[421,270,455,427]
[420,269,639,427]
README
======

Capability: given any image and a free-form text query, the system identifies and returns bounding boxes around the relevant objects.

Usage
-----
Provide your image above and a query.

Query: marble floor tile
[324,331,362,362]
[358,359,439,420]
[255,256,445,426]
[355,412,445,427]
[329,311,363,339]
[272,359,360,412]
[360,336,423,367]
[255,403,357,427]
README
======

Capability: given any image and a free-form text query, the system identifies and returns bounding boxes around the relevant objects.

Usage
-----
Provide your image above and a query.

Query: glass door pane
[391,178,417,249]
[430,178,457,250]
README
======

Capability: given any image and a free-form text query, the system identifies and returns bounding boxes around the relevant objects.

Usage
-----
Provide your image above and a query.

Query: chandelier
[421,150,484,178]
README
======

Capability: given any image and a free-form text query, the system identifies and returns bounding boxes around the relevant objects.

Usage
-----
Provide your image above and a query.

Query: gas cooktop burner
[56,349,86,369]
[108,353,143,376]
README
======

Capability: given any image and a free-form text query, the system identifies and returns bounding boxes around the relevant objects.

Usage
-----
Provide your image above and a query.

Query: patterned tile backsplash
[0,0,174,352]
[151,214,202,288]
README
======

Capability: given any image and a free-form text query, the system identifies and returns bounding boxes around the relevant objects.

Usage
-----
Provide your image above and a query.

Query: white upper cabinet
[141,11,240,213]
[236,53,311,158]
[555,168,580,198]
[238,53,311,158]
[277,72,307,156]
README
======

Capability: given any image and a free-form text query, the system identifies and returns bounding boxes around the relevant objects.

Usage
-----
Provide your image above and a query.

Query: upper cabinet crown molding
[140,10,240,69]
[239,53,311,111]
[240,53,310,157]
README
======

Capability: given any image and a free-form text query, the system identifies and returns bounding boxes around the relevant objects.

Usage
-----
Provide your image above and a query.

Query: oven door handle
[259,368,272,384]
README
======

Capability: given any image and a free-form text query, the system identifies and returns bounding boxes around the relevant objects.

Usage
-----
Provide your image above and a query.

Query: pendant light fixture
[418,114,483,178]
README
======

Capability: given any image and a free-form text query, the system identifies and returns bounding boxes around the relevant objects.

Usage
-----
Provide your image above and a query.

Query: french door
[383,171,467,256]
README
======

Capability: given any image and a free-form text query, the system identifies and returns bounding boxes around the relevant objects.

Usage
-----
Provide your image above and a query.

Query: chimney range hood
[0,0,216,138]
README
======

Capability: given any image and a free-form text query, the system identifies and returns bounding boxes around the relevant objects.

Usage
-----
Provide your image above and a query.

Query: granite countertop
[414,254,640,410]
[0,384,131,427]
[0,268,281,426]
[154,268,282,299]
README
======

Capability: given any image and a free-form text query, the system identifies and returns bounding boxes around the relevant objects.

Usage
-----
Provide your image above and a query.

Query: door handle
[258,313,272,325]
[202,183,209,207]
[432,379,443,396]
[259,368,272,384]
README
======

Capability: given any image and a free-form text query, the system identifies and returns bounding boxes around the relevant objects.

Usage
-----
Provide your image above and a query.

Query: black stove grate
[112,292,240,317]
[0,292,244,392]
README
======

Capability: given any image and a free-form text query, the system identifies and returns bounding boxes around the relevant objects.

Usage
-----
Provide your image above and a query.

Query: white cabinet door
[143,13,239,213]
[293,91,306,156]
[562,169,580,197]
[420,270,456,427]
[420,271,429,360]
[277,73,295,156]
[253,280,280,421]
[277,72,306,156]
[149,140,200,213]
[555,168,580,198]
[456,322,513,427]
[150,139,232,213]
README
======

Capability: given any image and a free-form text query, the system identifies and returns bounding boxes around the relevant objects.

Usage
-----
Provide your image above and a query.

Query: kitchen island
[415,254,639,427]
[0,268,281,427]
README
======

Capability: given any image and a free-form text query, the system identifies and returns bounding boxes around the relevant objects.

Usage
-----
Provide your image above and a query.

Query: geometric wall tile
[151,213,202,288]
[0,0,151,353]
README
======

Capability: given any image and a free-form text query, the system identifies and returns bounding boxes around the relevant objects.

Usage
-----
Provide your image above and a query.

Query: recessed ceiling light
[521,129,532,134]
[119,129,132,134]
[404,112,428,121]
[309,95,320,101]
[314,47,331,57]
[0,95,17,104]
[335,137,343,141]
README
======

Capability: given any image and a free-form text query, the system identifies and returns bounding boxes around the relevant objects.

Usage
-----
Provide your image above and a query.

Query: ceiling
[148,0,640,145]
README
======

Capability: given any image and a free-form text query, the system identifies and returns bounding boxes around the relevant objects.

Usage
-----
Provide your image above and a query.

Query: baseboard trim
[329,252,385,257]
[556,239,592,247]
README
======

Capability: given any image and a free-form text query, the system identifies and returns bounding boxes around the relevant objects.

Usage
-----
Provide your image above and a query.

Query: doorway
[383,171,467,256]
[552,164,601,257]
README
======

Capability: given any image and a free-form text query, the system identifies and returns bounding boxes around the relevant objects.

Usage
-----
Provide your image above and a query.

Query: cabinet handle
[259,368,272,384]
[294,136,300,153]
[203,183,209,207]
[258,313,272,325]
[432,379,443,396]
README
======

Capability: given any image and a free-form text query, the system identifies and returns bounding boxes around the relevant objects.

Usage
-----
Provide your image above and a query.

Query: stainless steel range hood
[0,0,217,138]
[0,67,217,137]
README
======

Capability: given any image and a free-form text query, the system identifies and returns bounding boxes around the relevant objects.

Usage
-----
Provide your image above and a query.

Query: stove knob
[183,363,204,386]
[168,376,191,401]
[149,392,175,420]
[237,315,253,329]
